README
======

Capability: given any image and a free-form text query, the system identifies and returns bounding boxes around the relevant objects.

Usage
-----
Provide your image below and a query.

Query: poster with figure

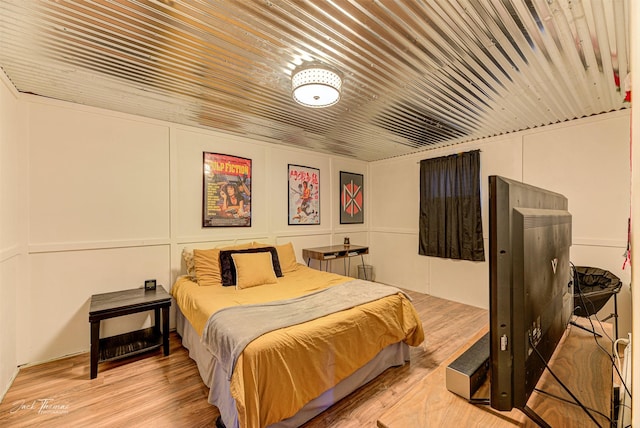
[203,152,252,227]
[340,171,364,224]
[288,164,320,225]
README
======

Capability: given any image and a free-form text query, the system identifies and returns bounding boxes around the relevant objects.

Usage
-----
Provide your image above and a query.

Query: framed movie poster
[340,171,364,224]
[202,152,252,227]
[288,164,320,225]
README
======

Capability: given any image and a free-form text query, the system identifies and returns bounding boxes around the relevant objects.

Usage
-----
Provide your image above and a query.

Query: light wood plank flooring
[0,290,488,427]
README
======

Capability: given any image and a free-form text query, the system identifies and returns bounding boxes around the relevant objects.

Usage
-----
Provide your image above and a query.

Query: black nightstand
[89,285,171,379]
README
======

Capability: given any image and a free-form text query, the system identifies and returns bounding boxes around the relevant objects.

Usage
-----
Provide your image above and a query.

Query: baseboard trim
[0,367,20,404]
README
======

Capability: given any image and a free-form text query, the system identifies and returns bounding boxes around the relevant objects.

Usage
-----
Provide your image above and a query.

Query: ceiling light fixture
[291,62,342,108]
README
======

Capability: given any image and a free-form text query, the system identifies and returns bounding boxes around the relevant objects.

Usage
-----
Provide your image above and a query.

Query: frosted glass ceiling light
[291,62,342,108]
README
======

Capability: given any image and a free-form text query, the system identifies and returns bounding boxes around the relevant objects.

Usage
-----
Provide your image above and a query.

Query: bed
[171,241,424,428]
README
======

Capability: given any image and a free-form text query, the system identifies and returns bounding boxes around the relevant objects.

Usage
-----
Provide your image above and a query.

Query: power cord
[571,312,633,399]
[529,335,603,428]
[533,388,612,424]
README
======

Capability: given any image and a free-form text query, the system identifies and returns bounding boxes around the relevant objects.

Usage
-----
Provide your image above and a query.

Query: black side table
[89,285,171,379]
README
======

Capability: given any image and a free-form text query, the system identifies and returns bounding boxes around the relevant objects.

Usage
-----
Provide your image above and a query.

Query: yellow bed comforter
[171,265,424,427]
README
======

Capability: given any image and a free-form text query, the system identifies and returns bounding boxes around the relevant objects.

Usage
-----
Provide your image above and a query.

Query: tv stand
[377,319,613,427]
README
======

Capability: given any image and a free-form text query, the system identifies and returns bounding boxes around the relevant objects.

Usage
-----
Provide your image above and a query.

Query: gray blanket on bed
[201,279,405,380]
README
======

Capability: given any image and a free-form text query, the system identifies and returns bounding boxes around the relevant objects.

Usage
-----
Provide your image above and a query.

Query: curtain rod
[416,149,481,163]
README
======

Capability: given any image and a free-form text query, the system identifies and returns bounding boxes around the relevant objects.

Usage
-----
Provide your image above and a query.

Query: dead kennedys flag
[340,172,363,224]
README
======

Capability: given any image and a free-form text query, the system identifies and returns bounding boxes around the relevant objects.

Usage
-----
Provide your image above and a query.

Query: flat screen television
[488,176,573,417]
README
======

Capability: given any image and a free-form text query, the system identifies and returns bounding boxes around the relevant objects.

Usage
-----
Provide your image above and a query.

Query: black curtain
[419,150,485,261]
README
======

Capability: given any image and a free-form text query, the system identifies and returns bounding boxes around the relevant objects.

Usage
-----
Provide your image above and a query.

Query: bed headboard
[179,237,278,277]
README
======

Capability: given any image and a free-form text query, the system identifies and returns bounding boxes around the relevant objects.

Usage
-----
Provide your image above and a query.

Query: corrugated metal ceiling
[0,0,631,161]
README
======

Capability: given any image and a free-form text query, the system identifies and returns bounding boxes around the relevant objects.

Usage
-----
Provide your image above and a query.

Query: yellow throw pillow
[193,248,222,286]
[232,252,278,290]
[192,243,253,286]
[276,242,299,273]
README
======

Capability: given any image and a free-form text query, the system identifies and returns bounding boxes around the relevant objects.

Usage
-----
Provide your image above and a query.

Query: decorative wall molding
[370,227,417,235]
[28,239,171,254]
[0,245,23,263]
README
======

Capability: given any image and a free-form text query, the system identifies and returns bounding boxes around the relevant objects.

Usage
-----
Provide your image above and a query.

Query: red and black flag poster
[340,171,363,224]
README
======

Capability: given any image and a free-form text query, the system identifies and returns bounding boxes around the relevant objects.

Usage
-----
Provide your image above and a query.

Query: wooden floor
[0,290,489,428]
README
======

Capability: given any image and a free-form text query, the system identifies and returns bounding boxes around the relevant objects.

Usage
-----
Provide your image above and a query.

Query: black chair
[571,265,622,339]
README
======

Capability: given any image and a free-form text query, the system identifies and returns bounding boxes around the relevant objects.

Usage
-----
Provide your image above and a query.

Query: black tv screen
[489,176,572,412]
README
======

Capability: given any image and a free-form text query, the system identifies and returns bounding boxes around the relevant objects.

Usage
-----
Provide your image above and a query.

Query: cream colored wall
[369,136,525,299]
[171,127,369,278]
[19,95,368,365]
[24,101,173,364]
[0,72,28,399]
[28,103,171,248]
[630,1,639,425]
[370,110,632,339]
[523,114,631,340]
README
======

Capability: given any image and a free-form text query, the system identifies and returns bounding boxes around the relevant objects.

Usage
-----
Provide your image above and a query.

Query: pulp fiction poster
[203,152,252,227]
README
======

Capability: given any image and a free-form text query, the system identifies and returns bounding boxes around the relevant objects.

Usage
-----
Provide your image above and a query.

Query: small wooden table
[89,286,171,379]
[302,244,369,279]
